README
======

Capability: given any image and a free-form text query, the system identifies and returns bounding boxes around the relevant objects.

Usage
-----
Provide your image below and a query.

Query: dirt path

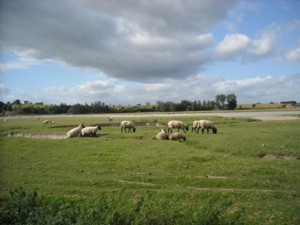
[8,110,298,121]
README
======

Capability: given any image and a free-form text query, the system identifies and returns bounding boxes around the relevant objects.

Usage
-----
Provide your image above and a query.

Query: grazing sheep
[168,132,186,141]
[108,117,113,122]
[66,124,85,138]
[80,125,101,137]
[191,120,200,132]
[197,120,217,134]
[167,120,188,133]
[155,129,169,140]
[120,121,136,133]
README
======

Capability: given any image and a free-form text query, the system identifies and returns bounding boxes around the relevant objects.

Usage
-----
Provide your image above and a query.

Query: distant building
[280,101,297,109]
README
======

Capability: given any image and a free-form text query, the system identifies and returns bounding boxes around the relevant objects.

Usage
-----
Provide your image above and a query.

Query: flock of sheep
[64,119,217,141]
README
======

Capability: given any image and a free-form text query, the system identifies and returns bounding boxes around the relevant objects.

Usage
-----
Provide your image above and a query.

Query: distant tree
[215,94,226,109]
[226,94,237,110]
[12,99,21,105]
[6,102,12,111]
[0,101,5,113]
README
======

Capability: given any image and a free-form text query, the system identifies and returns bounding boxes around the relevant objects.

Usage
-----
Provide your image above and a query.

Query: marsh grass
[0,115,299,224]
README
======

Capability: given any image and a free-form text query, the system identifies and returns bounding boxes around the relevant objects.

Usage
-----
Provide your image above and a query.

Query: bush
[0,188,244,225]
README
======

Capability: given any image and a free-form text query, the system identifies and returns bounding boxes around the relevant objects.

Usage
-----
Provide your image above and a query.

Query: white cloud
[1,73,299,105]
[284,48,300,63]
[0,49,43,71]
[215,34,250,60]
[214,24,280,62]
[247,34,275,58]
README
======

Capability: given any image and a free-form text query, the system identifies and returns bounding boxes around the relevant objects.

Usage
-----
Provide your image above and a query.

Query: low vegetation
[0,115,299,224]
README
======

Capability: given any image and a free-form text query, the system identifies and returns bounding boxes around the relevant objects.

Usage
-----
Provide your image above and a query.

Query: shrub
[0,188,244,225]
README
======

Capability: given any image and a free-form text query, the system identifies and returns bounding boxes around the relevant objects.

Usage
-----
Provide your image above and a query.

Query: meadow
[0,115,299,224]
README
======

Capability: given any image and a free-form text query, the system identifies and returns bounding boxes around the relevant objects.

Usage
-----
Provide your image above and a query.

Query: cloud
[0,83,8,95]
[213,74,300,103]
[214,25,278,61]
[1,0,299,105]
[215,34,250,60]
[284,48,300,63]
[1,72,299,105]
[247,35,274,57]
[0,0,237,82]
[0,49,44,71]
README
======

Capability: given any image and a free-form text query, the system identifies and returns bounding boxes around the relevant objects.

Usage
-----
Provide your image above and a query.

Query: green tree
[215,94,226,109]
[226,93,237,110]
[12,99,21,105]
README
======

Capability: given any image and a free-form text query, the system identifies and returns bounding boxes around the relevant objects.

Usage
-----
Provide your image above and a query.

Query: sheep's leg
[121,127,124,133]
[182,128,186,133]
[201,128,204,134]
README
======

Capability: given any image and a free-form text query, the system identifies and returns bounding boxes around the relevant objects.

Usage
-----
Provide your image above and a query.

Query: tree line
[0,94,237,115]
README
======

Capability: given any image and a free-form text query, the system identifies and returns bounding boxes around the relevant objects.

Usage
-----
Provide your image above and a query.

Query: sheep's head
[133,128,136,133]
[212,127,217,134]
[97,125,102,130]
[80,124,85,128]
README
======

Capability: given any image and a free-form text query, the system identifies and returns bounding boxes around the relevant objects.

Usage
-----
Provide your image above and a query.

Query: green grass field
[0,115,299,224]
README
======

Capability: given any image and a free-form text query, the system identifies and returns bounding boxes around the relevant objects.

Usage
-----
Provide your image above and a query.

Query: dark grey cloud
[0,0,237,82]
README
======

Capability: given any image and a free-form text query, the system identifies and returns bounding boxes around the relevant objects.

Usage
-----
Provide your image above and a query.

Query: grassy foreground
[0,115,299,224]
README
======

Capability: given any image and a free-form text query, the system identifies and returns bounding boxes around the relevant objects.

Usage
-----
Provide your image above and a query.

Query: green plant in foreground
[0,188,244,225]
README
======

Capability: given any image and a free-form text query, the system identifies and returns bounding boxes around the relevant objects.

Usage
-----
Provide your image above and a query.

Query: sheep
[167,120,188,133]
[168,132,186,142]
[120,121,136,133]
[191,120,200,132]
[196,120,217,134]
[80,125,101,137]
[155,129,169,140]
[66,124,85,138]
[108,117,113,122]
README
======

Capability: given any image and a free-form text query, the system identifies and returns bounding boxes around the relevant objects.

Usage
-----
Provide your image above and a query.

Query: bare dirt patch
[8,131,67,139]
[114,179,156,187]
[258,153,299,160]
[8,131,107,139]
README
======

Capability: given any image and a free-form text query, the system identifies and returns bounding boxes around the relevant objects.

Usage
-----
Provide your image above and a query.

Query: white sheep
[167,120,188,133]
[66,124,85,138]
[191,120,200,132]
[155,129,169,140]
[120,121,136,133]
[196,120,217,134]
[168,132,186,141]
[80,125,101,137]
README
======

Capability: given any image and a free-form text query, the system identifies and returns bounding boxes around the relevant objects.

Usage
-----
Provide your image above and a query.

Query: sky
[0,0,300,105]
